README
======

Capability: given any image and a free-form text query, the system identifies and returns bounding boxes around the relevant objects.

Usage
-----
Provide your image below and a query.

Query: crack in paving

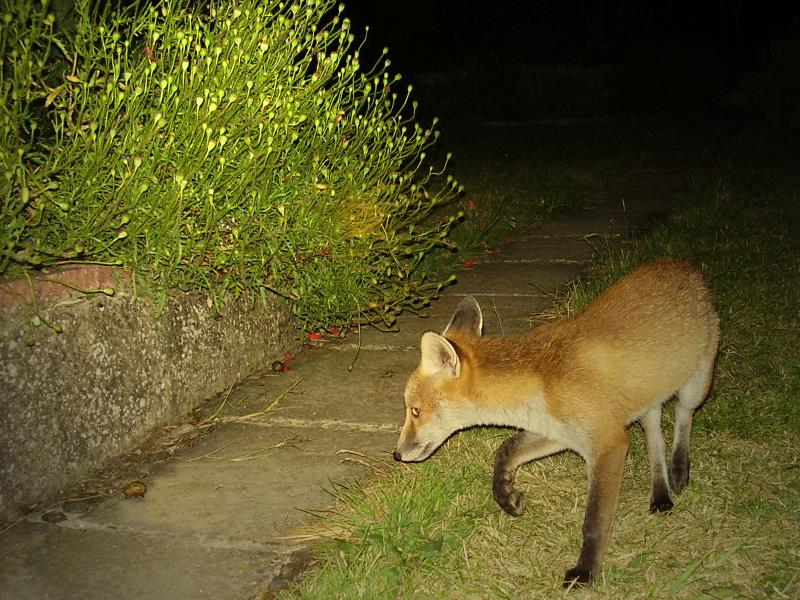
[329,344,418,352]
[448,291,551,297]
[521,232,622,239]
[262,416,400,434]
[480,257,586,264]
[44,518,307,553]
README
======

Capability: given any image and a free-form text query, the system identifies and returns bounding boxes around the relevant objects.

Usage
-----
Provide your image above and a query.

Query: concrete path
[0,142,691,600]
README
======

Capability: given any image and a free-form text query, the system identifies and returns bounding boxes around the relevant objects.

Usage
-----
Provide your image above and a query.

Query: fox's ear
[420,332,461,378]
[444,296,483,337]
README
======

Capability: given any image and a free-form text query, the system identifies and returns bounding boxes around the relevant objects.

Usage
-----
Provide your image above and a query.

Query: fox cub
[393,260,720,586]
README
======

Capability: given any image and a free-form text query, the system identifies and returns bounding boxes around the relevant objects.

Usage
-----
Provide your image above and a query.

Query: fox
[393,260,720,586]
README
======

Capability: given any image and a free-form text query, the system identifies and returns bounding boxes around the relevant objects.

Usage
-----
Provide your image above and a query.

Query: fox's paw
[563,566,592,588]
[494,488,525,516]
[649,496,674,514]
[492,469,526,516]
[649,481,674,514]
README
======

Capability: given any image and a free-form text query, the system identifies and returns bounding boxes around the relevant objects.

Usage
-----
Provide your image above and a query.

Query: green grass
[278,150,800,598]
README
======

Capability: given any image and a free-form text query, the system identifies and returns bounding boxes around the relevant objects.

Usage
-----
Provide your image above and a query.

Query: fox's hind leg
[670,358,715,494]
[641,405,673,513]
[564,429,629,586]
[493,431,565,516]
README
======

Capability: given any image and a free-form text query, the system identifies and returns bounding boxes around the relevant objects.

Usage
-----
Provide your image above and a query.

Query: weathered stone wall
[0,268,295,521]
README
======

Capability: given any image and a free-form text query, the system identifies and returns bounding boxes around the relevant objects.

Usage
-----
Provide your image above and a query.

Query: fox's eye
[411,407,420,418]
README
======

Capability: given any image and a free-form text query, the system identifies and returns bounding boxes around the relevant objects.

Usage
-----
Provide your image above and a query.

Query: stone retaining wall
[0,266,296,521]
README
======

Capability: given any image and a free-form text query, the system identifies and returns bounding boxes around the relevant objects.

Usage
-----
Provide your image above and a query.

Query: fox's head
[393,297,483,462]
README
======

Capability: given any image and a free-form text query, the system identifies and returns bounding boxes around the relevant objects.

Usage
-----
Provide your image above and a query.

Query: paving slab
[451,260,584,297]
[484,234,602,263]
[81,424,396,540]
[530,207,631,238]
[0,421,395,600]
[241,348,412,429]
[332,293,554,351]
[0,520,291,600]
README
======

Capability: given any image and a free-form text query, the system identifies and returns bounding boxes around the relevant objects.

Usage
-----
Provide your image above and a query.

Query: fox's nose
[392,449,402,461]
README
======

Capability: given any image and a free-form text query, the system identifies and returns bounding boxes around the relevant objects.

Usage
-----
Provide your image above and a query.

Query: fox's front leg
[564,432,629,587]
[493,431,565,516]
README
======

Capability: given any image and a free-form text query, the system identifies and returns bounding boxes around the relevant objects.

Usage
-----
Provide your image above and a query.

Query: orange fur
[393,260,720,586]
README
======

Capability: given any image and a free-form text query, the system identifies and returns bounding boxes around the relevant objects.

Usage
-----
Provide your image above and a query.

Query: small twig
[184,441,235,462]
[198,379,303,429]
[0,516,28,535]
[226,438,301,462]
[198,382,237,428]
[263,378,303,412]
[191,437,302,463]
[62,493,107,503]
[347,322,362,372]
[525,280,556,298]
[581,233,604,255]
[37,277,115,295]
[209,379,304,426]
[335,449,393,474]
[491,296,504,336]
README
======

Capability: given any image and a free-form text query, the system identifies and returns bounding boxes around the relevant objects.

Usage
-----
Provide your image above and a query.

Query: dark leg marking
[670,357,715,495]
[649,478,674,514]
[563,483,602,587]
[492,431,565,517]
[641,405,674,514]
[492,433,529,516]
[669,441,690,494]
[564,436,628,588]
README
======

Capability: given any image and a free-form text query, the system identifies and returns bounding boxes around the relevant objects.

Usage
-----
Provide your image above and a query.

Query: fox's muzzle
[392,438,436,462]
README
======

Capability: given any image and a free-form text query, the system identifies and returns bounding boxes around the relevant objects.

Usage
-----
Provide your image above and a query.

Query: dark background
[342,1,800,122]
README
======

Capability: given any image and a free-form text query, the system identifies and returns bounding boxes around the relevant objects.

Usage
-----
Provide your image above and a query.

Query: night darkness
[342,1,800,122]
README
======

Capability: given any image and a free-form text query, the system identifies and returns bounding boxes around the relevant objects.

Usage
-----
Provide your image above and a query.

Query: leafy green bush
[0,0,461,328]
